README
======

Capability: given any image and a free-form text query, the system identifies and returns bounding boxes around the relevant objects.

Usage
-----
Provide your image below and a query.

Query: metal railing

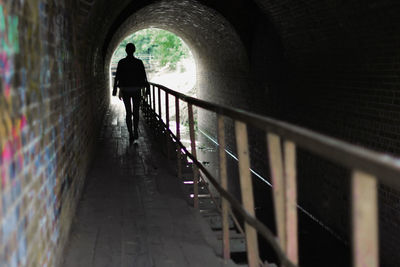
[141,82,400,267]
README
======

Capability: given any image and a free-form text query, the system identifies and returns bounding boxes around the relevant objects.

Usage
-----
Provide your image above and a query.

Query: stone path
[61,101,237,267]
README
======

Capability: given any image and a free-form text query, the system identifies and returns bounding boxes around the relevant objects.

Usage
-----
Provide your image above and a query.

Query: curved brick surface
[1,0,400,266]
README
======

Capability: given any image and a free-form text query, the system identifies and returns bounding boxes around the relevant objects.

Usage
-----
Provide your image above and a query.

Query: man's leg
[132,92,141,139]
[122,94,134,139]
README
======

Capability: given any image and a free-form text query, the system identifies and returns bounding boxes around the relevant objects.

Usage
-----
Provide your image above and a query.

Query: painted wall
[0,1,105,266]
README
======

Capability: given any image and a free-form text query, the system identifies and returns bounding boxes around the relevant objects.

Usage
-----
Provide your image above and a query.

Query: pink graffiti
[1,141,12,188]
[2,141,12,162]
[20,115,27,129]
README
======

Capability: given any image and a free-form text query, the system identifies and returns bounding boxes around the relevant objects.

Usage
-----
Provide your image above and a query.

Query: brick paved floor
[61,101,236,267]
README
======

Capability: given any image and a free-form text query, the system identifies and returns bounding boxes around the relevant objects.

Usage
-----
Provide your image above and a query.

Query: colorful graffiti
[0,113,27,266]
[0,0,84,266]
[0,4,19,99]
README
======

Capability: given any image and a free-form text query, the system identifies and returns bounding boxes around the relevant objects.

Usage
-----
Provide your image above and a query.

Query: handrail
[164,123,295,267]
[151,83,400,189]
[143,82,388,267]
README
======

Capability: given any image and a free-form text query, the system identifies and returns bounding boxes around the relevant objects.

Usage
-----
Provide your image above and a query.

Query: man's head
[126,43,136,55]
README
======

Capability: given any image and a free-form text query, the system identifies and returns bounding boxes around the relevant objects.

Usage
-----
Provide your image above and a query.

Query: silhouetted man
[113,43,149,142]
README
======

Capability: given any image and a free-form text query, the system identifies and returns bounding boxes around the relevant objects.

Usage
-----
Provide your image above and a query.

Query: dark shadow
[113,43,150,143]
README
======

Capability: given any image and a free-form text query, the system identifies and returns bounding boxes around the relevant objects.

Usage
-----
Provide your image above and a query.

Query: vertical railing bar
[284,140,298,264]
[217,115,230,260]
[188,103,199,209]
[267,133,286,250]
[176,97,182,180]
[158,86,162,119]
[352,170,378,267]
[235,121,259,267]
[165,92,170,159]
[147,88,151,122]
[152,84,155,112]
[146,88,150,121]
[166,92,170,129]
[148,91,151,121]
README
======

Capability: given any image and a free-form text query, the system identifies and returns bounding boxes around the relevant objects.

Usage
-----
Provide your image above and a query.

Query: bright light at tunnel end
[109,28,197,99]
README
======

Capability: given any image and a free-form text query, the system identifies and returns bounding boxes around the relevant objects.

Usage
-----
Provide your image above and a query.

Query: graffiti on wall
[0,4,19,99]
[0,0,84,265]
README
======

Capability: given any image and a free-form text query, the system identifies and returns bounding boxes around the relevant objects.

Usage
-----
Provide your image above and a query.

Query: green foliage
[114,29,190,70]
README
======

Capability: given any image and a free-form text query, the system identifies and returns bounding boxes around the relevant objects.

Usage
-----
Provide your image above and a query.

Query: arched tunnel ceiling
[96,0,264,111]
[80,0,400,127]
[77,0,266,60]
[78,0,400,83]
[105,0,249,76]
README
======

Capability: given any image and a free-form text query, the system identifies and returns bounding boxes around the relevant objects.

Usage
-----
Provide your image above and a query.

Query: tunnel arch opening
[104,0,251,137]
[109,28,197,97]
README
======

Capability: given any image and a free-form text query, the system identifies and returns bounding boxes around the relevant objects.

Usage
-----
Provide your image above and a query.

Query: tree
[113,29,190,70]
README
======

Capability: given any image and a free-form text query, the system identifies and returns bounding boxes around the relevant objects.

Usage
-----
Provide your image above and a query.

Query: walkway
[61,101,237,267]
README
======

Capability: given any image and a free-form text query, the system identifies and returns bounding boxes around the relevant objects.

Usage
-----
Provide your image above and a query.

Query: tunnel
[1,0,400,266]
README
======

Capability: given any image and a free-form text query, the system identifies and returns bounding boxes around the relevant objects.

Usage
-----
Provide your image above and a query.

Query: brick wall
[98,0,400,265]
[252,1,400,265]
[104,0,253,152]
[2,0,397,265]
[0,1,107,266]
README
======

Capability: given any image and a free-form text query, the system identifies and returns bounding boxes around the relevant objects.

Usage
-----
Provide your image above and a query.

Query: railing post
[284,141,298,264]
[235,121,259,267]
[176,97,182,180]
[267,134,299,265]
[158,86,162,119]
[152,84,155,111]
[148,92,151,121]
[188,103,199,209]
[165,92,170,129]
[352,170,378,267]
[218,115,230,260]
[165,92,170,159]
[267,133,286,250]
[145,88,151,122]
